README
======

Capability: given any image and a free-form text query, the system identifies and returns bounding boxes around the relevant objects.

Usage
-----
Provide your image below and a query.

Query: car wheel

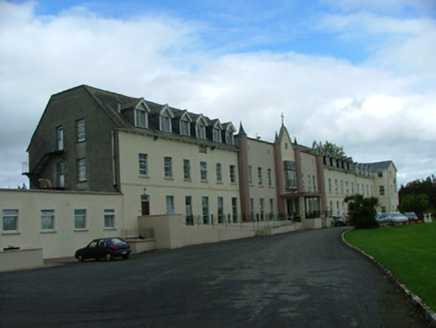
[105,253,112,261]
[122,254,129,260]
[77,255,84,262]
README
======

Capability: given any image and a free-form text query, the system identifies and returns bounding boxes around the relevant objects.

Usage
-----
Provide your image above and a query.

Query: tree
[344,194,379,229]
[398,193,430,218]
[312,140,345,157]
[399,176,436,217]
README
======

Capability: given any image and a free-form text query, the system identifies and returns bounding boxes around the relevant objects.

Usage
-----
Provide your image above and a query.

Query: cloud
[0,0,435,189]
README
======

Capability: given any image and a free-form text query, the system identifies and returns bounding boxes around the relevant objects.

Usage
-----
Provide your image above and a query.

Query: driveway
[0,227,429,327]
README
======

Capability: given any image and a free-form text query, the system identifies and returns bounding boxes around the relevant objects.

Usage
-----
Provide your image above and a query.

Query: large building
[1,85,399,261]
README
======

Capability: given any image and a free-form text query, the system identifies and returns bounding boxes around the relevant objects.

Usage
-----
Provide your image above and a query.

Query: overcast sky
[1,0,435,189]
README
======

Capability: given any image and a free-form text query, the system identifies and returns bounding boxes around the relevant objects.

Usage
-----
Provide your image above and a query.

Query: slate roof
[82,85,237,149]
[366,160,394,171]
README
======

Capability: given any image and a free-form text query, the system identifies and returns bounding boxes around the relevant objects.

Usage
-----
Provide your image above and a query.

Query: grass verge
[344,222,436,312]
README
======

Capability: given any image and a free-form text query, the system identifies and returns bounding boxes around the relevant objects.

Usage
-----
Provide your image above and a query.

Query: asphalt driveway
[0,227,429,327]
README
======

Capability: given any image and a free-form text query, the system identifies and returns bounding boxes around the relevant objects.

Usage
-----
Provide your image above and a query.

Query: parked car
[375,213,390,226]
[75,237,131,262]
[404,212,419,222]
[376,212,408,226]
[332,215,348,227]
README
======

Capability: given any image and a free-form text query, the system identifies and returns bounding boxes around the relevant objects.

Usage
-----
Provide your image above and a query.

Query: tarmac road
[0,227,430,327]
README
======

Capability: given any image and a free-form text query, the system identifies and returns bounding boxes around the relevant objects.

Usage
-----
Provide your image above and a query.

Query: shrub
[345,194,379,229]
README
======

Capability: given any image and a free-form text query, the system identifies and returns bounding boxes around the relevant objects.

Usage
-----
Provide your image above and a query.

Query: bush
[345,194,379,229]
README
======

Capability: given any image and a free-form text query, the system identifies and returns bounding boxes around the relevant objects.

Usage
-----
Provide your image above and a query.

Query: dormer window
[196,123,205,139]
[179,112,192,137]
[135,109,148,128]
[180,119,190,136]
[226,130,234,145]
[160,105,174,133]
[213,127,221,143]
[223,123,236,145]
[161,115,172,132]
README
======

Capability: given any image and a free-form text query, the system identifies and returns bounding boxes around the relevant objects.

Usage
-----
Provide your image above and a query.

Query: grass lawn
[344,222,436,311]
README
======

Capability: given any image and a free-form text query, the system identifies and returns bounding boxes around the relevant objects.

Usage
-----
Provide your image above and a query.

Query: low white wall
[303,218,322,229]
[0,248,43,272]
[138,214,257,249]
[126,239,157,254]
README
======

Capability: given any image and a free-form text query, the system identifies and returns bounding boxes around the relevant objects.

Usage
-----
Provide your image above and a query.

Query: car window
[88,241,98,248]
[109,238,125,245]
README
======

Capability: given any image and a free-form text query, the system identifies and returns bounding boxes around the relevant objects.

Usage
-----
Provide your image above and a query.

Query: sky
[0,0,435,189]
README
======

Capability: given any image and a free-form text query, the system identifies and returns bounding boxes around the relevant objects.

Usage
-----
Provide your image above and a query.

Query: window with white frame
[135,109,148,128]
[328,178,332,193]
[226,131,234,145]
[232,197,238,223]
[166,196,175,214]
[307,174,312,191]
[56,126,64,151]
[270,199,275,218]
[183,159,191,180]
[41,209,55,230]
[161,114,172,132]
[77,158,87,182]
[250,198,255,221]
[2,209,18,232]
[268,168,273,187]
[104,209,115,228]
[313,175,317,191]
[248,166,253,185]
[202,196,209,224]
[335,179,338,194]
[76,118,85,142]
[196,123,206,139]
[216,163,222,182]
[230,165,236,183]
[379,185,385,196]
[258,167,263,186]
[213,128,221,143]
[180,119,190,136]
[164,157,173,178]
[217,197,224,223]
[259,198,265,221]
[139,153,148,176]
[185,196,193,222]
[200,161,208,181]
[74,209,87,230]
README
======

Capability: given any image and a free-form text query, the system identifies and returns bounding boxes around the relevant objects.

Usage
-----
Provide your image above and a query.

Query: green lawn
[344,222,436,311]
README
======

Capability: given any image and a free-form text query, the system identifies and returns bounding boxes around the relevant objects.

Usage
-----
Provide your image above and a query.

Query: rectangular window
[248,166,253,185]
[185,196,193,225]
[183,159,191,180]
[307,174,312,191]
[270,199,275,218]
[335,179,338,194]
[226,131,234,145]
[250,198,255,221]
[2,209,18,231]
[379,185,385,196]
[268,168,273,187]
[161,115,172,132]
[351,182,355,194]
[135,109,148,128]
[346,181,349,195]
[232,197,238,223]
[202,196,209,224]
[216,163,222,182]
[341,180,344,194]
[57,161,65,188]
[258,167,263,186]
[41,209,55,230]
[285,169,297,190]
[166,196,175,214]
[200,161,208,181]
[328,178,332,193]
[77,158,87,182]
[139,153,148,176]
[76,118,85,142]
[313,175,317,192]
[230,165,236,183]
[259,198,265,221]
[164,157,173,178]
[180,120,190,136]
[301,174,305,191]
[213,128,221,143]
[104,209,115,228]
[196,123,205,139]
[74,209,87,230]
[56,126,64,151]
[217,197,224,223]
[329,201,333,216]
[378,171,383,178]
